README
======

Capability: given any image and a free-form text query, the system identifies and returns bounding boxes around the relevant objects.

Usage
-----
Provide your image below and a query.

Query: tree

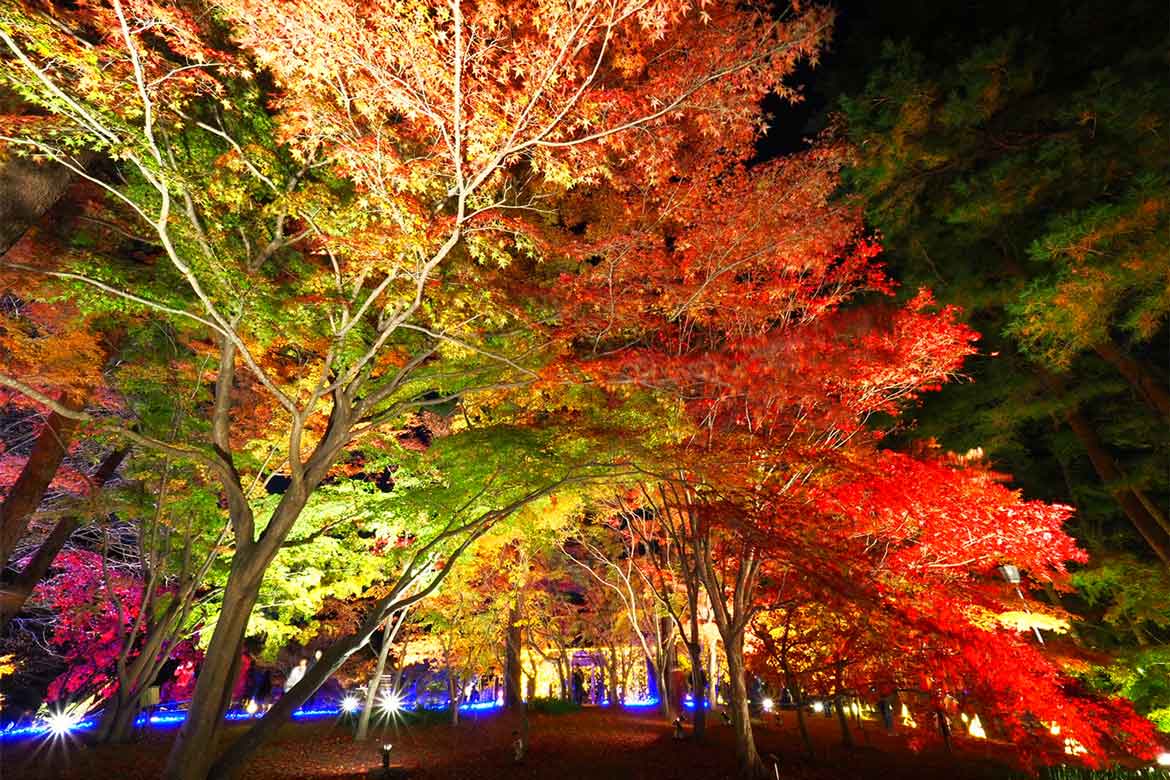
[563,500,684,723]
[836,0,1170,566]
[0,3,834,776]
[553,139,978,775]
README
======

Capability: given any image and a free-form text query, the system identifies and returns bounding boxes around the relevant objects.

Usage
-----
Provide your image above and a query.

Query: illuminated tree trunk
[655,615,675,722]
[357,609,407,741]
[607,646,620,708]
[707,634,718,708]
[0,446,126,632]
[98,618,183,743]
[724,633,765,779]
[688,637,706,739]
[168,571,263,780]
[0,391,85,572]
[505,598,523,709]
[447,655,460,726]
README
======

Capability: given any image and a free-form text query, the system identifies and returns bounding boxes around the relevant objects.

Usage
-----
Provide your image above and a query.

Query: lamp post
[999,564,1044,644]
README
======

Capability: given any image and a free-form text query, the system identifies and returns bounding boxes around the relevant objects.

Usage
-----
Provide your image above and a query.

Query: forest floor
[0,706,1029,779]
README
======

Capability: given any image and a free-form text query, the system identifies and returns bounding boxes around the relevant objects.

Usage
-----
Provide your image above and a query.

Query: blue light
[0,702,357,742]
[682,694,710,710]
[458,700,501,712]
[0,715,97,740]
[622,698,660,709]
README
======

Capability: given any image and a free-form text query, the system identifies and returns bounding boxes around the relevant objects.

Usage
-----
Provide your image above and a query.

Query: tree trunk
[1094,339,1170,421]
[0,391,85,571]
[937,707,952,753]
[688,640,706,739]
[0,155,83,256]
[98,621,178,744]
[1062,406,1170,565]
[555,652,567,700]
[785,672,814,758]
[0,446,128,633]
[97,687,142,744]
[725,634,765,779]
[447,659,459,725]
[356,611,403,741]
[163,573,262,780]
[505,599,523,709]
[210,589,409,780]
[656,615,675,722]
[834,692,853,748]
[707,634,718,707]
[613,645,622,706]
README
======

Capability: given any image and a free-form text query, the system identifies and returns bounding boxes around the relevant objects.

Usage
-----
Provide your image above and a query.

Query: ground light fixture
[341,695,360,714]
[380,691,403,715]
[999,563,1044,644]
[47,709,81,736]
[382,743,392,771]
[1156,752,1170,767]
[761,697,774,712]
[811,701,824,714]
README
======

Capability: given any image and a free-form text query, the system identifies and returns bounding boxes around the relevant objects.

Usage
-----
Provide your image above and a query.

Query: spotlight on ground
[811,701,824,714]
[1156,752,1170,767]
[47,710,80,737]
[380,692,402,714]
[341,695,360,714]
[762,697,774,713]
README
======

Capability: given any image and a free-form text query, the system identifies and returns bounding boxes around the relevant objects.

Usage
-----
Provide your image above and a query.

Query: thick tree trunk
[1062,406,1170,565]
[1094,339,1170,421]
[0,447,127,633]
[163,574,262,780]
[0,156,82,256]
[725,635,765,779]
[0,392,85,571]
[504,600,523,709]
[210,590,408,780]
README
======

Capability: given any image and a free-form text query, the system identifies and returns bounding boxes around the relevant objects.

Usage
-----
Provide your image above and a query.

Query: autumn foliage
[0,2,1163,780]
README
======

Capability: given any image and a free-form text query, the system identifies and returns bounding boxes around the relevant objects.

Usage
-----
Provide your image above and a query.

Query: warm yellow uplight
[900,703,917,729]
[968,714,986,739]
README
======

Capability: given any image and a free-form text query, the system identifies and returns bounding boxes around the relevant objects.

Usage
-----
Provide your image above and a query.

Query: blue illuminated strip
[0,698,506,741]
[621,698,661,708]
